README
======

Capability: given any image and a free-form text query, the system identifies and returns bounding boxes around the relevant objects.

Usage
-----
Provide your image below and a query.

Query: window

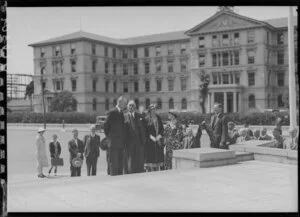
[212,53,217,67]
[92,60,97,72]
[247,50,255,64]
[222,52,229,66]
[113,81,117,93]
[92,80,97,92]
[181,44,186,54]
[156,61,161,73]
[277,33,284,44]
[105,99,109,111]
[144,62,150,74]
[278,94,284,107]
[156,80,162,92]
[169,98,174,109]
[93,98,97,111]
[42,81,46,90]
[199,53,205,67]
[248,31,255,43]
[145,80,150,92]
[212,74,218,84]
[134,81,139,92]
[248,95,255,108]
[113,99,117,106]
[157,98,162,109]
[248,72,255,86]
[277,51,284,65]
[105,62,109,74]
[168,79,174,91]
[92,44,96,55]
[134,63,138,75]
[223,74,229,84]
[212,35,218,47]
[168,60,173,72]
[123,49,128,59]
[113,48,116,58]
[235,74,240,84]
[41,48,45,57]
[133,49,138,58]
[277,72,284,86]
[71,60,76,72]
[123,82,128,93]
[71,44,76,55]
[56,81,61,91]
[104,46,108,57]
[144,47,149,57]
[156,46,161,56]
[123,64,128,75]
[72,99,77,111]
[181,78,187,91]
[168,45,174,55]
[234,33,239,44]
[199,36,205,48]
[54,62,60,74]
[234,51,239,65]
[71,79,76,92]
[181,98,187,109]
[145,98,150,108]
[222,34,229,46]
[105,81,109,93]
[181,61,187,72]
[55,46,60,56]
[113,63,117,75]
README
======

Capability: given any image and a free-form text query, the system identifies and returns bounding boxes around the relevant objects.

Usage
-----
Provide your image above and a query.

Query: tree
[24,81,34,111]
[199,70,210,114]
[50,91,77,112]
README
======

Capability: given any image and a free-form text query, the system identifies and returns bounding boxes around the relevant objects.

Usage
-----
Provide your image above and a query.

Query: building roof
[29,16,298,47]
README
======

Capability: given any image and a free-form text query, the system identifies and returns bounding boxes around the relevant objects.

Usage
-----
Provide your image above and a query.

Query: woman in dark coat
[164,111,184,170]
[144,104,164,172]
[48,134,61,176]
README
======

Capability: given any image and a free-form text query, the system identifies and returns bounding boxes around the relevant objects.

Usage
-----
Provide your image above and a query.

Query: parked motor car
[95,116,106,132]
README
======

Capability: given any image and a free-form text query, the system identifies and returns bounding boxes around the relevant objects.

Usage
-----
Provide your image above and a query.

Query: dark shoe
[38,174,44,178]
[41,174,46,178]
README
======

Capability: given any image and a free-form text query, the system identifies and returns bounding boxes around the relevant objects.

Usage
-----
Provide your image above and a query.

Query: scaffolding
[7,73,33,100]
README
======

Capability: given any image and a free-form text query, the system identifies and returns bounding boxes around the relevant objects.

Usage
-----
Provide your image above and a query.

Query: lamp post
[41,68,46,129]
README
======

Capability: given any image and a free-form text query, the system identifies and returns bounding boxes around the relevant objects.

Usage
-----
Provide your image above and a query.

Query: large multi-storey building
[29,7,298,114]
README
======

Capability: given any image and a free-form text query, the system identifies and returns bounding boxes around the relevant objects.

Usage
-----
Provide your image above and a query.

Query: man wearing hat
[104,96,127,176]
[227,122,239,145]
[36,127,49,178]
[83,125,101,176]
[68,128,84,177]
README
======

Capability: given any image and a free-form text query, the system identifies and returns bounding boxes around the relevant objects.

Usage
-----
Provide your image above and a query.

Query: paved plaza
[7,127,298,212]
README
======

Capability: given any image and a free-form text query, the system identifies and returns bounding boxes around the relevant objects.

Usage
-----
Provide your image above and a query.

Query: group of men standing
[104,96,146,176]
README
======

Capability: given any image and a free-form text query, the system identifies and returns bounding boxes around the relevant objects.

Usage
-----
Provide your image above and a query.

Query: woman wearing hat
[36,127,49,178]
[144,104,165,172]
[164,111,184,170]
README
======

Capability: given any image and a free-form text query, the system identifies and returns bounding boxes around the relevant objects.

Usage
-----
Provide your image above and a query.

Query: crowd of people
[35,96,299,178]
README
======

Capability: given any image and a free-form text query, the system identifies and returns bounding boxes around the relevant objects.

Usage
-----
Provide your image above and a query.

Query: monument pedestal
[172,148,237,169]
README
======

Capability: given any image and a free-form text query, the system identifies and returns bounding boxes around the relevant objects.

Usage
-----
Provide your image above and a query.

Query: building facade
[29,7,298,115]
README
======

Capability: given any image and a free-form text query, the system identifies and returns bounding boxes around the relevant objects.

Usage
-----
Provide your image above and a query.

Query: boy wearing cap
[68,129,84,177]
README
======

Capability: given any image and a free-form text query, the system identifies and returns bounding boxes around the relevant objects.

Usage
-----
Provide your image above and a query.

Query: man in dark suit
[68,129,84,177]
[124,100,146,174]
[104,96,127,176]
[209,103,228,149]
[84,125,101,176]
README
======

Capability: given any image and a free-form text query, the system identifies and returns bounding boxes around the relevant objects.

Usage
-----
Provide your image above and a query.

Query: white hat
[38,127,45,133]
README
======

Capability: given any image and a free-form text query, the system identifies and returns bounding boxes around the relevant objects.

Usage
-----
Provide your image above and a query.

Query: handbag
[51,157,64,166]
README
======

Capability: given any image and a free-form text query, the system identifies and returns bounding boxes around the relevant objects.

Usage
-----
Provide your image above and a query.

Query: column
[233,91,237,112]
[220,52,223,66]
[220,72,223,85]
[207,93,211,113]
[238,92,243,113]
[224,92,227,113]
[217,73,220,84]
[211,92,215,108]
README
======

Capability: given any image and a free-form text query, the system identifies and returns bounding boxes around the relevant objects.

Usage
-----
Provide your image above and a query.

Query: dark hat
[72,128,78,133]
[168,111,178,118]
[148,104,157,110]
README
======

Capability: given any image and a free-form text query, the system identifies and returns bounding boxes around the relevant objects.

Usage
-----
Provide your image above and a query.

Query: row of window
[249,94,287,109]
[92,98,188,111]
[94,78,188,93]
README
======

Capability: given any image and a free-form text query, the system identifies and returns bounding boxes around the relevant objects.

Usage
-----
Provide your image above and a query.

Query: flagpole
[288,7,297,130]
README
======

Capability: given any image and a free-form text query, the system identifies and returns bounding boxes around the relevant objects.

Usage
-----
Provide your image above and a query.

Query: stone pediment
[186,12,267,35]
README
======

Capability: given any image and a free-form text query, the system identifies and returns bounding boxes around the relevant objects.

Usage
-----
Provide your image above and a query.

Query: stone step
[235,151,254,162]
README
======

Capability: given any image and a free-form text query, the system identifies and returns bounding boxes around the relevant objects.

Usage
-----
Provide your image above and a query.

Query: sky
[7,6,297,76]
